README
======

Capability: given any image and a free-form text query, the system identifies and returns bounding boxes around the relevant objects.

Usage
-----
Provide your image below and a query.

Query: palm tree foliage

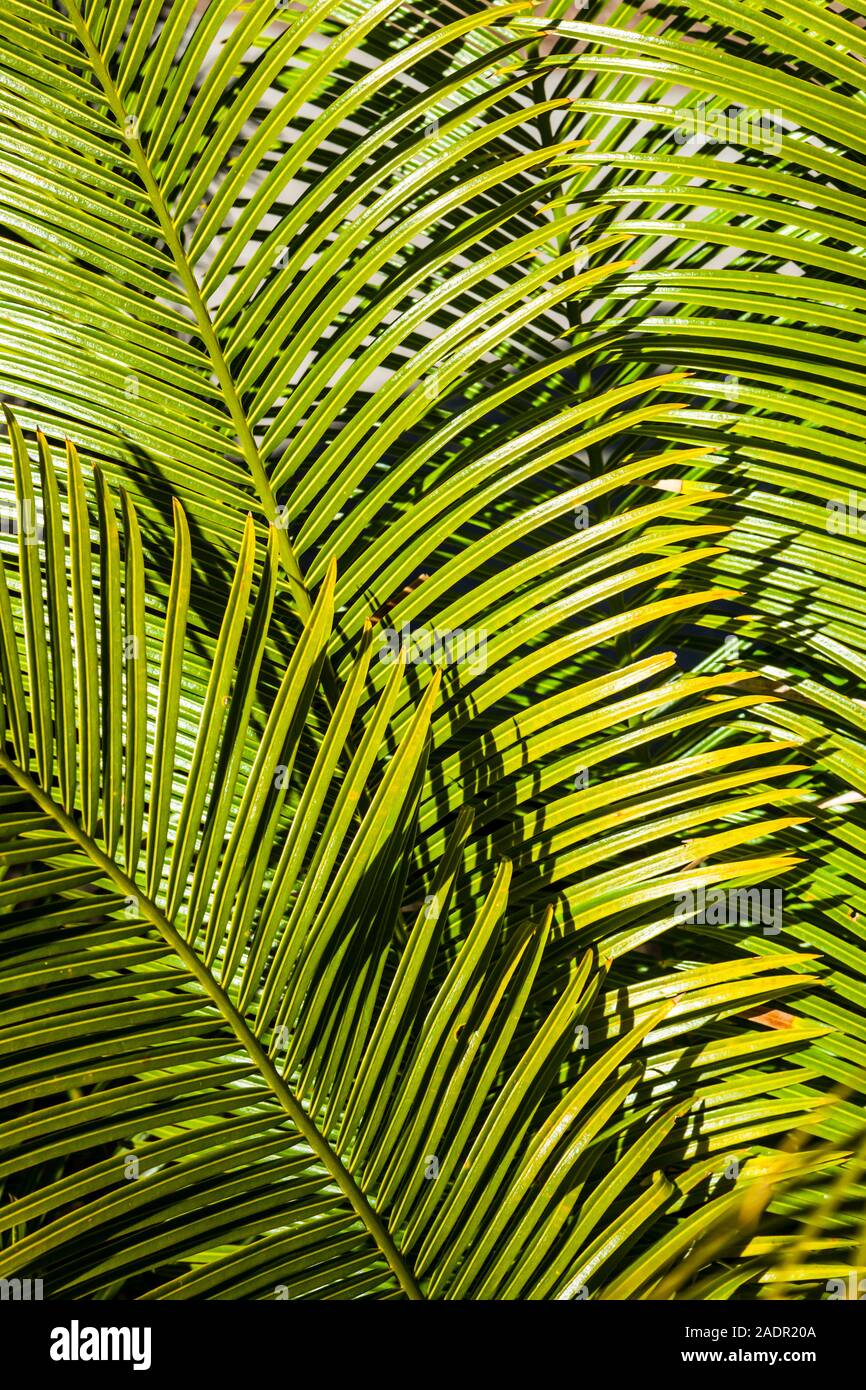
[0,0,863,1298]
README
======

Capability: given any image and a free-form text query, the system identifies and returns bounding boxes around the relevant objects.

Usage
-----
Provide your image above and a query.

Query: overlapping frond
[1,0,864,1301]
[0,431,838,1299]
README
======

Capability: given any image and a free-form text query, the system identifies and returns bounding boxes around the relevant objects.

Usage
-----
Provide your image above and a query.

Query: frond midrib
[60,0,313,615]
[0,749,425,1301]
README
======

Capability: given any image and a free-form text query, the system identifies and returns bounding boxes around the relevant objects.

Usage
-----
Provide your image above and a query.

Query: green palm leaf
[0,434,837,1298]
[1,0,864,1302]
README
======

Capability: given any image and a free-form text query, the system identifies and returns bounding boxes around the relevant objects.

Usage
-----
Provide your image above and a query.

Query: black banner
[2,1296,861,1378]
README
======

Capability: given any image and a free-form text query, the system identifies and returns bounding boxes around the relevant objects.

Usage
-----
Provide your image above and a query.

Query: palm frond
[0,431,836,1299]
